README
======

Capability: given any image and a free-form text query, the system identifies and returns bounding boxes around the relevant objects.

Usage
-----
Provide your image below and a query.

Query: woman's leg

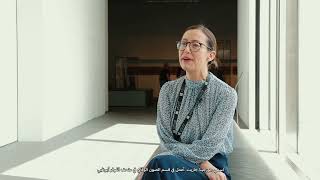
[208,153,231,180]
[142,155,207,180]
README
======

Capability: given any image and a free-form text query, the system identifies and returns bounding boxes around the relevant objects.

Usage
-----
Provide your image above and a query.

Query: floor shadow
[0,114,118,173]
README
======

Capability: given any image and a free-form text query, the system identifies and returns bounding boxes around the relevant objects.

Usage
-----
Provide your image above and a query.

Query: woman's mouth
[182,57,192,61]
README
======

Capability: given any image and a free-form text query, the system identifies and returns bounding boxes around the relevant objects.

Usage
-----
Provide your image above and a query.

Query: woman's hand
[136,171,144,180]
[199,161,227,180]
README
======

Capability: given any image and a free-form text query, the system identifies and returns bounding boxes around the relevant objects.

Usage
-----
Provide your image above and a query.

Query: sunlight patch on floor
[3,124,160,180]
[85,123,160,144]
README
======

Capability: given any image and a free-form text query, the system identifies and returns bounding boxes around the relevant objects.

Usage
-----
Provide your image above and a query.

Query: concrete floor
[0,107,301,180]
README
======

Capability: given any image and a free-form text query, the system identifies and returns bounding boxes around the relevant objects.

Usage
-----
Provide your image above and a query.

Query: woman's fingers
[207,171,226,180]
[206,171,217,180]
[214,173,221,180]
[136,172,143,180]
[217,172,227,180]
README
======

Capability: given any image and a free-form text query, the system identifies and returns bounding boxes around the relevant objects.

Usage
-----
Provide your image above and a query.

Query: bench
[138,122,277,179]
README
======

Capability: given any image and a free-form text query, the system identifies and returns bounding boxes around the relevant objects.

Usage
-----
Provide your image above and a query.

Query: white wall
[298,0,320,175]
[0,0,18,146]
[237,0,256,129]
[17,0,45,141]
[18,0,107,141]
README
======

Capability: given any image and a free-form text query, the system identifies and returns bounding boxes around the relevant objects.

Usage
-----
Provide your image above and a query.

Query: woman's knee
[147,155,177,169]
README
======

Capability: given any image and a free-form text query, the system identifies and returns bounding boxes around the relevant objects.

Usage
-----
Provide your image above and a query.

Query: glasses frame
[176,41,213,52]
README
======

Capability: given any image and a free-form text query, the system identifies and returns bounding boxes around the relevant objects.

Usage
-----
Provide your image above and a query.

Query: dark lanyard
[171,77,209,142]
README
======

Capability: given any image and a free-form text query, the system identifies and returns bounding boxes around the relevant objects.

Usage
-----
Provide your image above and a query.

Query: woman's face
[178,29,215,74]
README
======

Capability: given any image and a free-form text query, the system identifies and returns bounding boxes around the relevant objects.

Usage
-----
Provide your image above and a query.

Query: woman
[141,25,237,180]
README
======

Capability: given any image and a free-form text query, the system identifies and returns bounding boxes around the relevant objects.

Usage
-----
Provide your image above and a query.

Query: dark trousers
[142,153,231,180]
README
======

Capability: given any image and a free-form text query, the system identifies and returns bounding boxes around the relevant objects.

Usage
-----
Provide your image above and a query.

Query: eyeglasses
[176,41,213,52]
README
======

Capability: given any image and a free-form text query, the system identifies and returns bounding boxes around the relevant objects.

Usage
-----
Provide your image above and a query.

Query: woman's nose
[183,43,192,53]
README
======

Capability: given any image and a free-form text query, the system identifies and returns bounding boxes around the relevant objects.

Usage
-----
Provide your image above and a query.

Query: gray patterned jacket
[156,72,237,164]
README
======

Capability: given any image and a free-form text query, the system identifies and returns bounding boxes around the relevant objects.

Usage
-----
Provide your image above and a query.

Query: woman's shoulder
[209,73,237,100]
[160,76,184,92]
[159,77,184,101]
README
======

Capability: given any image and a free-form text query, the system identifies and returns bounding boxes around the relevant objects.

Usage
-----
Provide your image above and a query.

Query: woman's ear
[208,51,216,62]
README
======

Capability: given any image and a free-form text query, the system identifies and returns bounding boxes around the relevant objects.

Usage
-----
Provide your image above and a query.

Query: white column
[17,0,45,141]
[269,0,278,137]
[237,0,256,130]
[297,0,320,178]
[17,0,107,141]
[277,0,287,154]
[105,0,109,112]
[0,0,18,146]
[259,0,270,130]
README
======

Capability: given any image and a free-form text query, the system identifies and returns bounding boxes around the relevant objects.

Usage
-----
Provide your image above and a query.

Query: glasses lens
[177,41,181,50]
[177,41,187,50]
[190,42,201,51]
[177,41,205,51]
